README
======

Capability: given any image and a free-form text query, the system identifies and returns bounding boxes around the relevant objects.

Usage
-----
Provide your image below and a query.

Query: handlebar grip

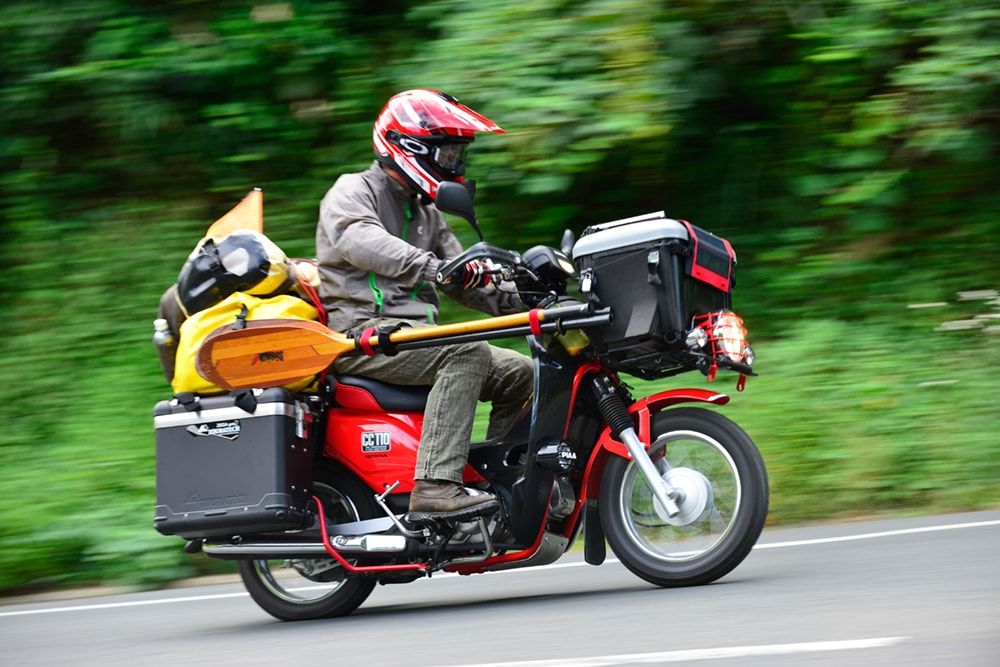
[436,242,522,285]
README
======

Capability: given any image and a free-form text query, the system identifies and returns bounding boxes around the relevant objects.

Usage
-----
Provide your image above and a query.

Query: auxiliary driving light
[685,326,708,350]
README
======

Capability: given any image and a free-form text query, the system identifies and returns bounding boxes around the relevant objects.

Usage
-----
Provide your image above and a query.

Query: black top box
[572,212,734,378]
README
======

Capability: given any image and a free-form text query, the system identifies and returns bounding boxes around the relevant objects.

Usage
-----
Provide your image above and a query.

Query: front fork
[591,375,681,518]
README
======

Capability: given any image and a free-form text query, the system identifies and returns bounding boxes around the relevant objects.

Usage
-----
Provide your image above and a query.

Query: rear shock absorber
[591,375,682,518]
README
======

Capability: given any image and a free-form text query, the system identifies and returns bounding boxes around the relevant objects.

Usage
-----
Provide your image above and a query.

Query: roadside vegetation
[1,1,997,594]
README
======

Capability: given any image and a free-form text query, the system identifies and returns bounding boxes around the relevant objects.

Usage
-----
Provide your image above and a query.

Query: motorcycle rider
[315,89,533,520]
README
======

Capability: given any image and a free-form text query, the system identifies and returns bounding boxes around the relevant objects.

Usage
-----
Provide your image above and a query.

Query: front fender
[597,387,730,460]
[565,388,730,537]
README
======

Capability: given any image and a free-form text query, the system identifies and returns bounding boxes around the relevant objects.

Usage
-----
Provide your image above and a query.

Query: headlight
[713,312,748,363]
[690,310,755,387]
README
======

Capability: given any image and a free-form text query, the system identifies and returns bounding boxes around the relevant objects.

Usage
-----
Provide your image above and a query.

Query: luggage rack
[580,211,670,236]
[599,349,698,381]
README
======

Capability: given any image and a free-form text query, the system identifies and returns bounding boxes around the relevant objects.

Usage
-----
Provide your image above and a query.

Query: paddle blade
[196,319,352,390]
[206,188,264,238]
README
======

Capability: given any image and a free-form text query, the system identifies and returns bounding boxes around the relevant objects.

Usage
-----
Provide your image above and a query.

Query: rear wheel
[600,407,768,587]
[237,464,378,620]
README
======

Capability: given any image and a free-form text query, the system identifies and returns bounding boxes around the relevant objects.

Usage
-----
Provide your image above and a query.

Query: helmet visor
[433,142,468,173]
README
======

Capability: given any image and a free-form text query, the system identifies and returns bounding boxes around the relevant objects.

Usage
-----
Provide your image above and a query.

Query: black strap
[231,389,258,414]
[232,304,249,330]
[377,324,406,356]
[174,392,200,412]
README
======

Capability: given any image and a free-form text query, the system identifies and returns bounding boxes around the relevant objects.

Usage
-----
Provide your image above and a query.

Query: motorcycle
[152,182,768,621]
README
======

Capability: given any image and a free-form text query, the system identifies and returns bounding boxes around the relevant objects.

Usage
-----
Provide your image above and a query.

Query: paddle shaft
[355,310,612,356]
[353,303,594,354]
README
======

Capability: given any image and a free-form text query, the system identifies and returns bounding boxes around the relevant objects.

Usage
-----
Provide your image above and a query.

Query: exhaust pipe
[203,534,408,559]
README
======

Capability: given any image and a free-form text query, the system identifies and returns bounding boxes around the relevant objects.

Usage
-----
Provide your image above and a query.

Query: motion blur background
[0,1,997,595]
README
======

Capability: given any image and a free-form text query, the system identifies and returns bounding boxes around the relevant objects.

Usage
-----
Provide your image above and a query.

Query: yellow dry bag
[172,292,320,394]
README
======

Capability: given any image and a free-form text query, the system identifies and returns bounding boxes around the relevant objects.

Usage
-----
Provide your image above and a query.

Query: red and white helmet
[373,89,505,201]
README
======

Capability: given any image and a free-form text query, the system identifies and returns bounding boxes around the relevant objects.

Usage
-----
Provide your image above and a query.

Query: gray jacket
[316,161,523,332]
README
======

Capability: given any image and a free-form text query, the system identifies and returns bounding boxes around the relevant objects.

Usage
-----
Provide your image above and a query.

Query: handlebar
[436,242,523,285]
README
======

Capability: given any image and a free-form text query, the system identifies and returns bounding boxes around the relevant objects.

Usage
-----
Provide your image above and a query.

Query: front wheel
[237,464,378,621]
[600,407,768,587]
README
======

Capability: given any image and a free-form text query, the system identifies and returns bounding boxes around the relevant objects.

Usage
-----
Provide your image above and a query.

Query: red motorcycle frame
[312,351,734,577]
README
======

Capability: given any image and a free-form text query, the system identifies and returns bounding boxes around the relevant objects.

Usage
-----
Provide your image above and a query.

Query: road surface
[2,511,998,666]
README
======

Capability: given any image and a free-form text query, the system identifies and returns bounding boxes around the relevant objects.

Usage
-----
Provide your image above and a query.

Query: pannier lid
[153,387,296,418]
[571,211,688,260]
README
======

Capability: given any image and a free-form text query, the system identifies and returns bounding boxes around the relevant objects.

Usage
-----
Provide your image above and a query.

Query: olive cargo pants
[333,319,534,483]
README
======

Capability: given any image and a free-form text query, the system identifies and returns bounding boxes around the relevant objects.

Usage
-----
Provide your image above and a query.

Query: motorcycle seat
[333,375,430,413]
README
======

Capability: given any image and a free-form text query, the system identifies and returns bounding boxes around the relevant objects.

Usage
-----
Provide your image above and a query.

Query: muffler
[203,534,408,559]
[328,534,409,552]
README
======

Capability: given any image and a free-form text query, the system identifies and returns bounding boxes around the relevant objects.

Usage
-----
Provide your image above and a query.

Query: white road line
[1,518,997,618]
[752,519,1000,549]
[435,637,909,667]
[0,591,250,617]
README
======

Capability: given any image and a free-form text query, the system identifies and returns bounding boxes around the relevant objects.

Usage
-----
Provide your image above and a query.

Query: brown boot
[407,480,499,522]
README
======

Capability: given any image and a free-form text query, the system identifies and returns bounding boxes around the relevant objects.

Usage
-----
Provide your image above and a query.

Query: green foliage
[1,0,998,594]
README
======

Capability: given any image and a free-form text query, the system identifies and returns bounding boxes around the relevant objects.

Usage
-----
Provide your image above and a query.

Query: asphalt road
[2,511,998,667]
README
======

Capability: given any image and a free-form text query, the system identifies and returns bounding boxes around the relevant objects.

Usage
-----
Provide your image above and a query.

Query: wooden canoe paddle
[196,319,350,390]
[196,309,551,390]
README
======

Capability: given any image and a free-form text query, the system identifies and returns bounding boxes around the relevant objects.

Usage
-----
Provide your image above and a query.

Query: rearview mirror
[560,228,576,256]
[436,181,484,241]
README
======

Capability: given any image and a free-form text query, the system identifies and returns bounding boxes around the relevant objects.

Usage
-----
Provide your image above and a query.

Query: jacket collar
[367,160,417,203]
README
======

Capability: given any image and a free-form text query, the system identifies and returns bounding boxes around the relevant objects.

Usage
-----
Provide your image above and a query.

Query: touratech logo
[361,431,391,453]
[254,350,285,364]
[186,420,241,441]
[185,491,248,508]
